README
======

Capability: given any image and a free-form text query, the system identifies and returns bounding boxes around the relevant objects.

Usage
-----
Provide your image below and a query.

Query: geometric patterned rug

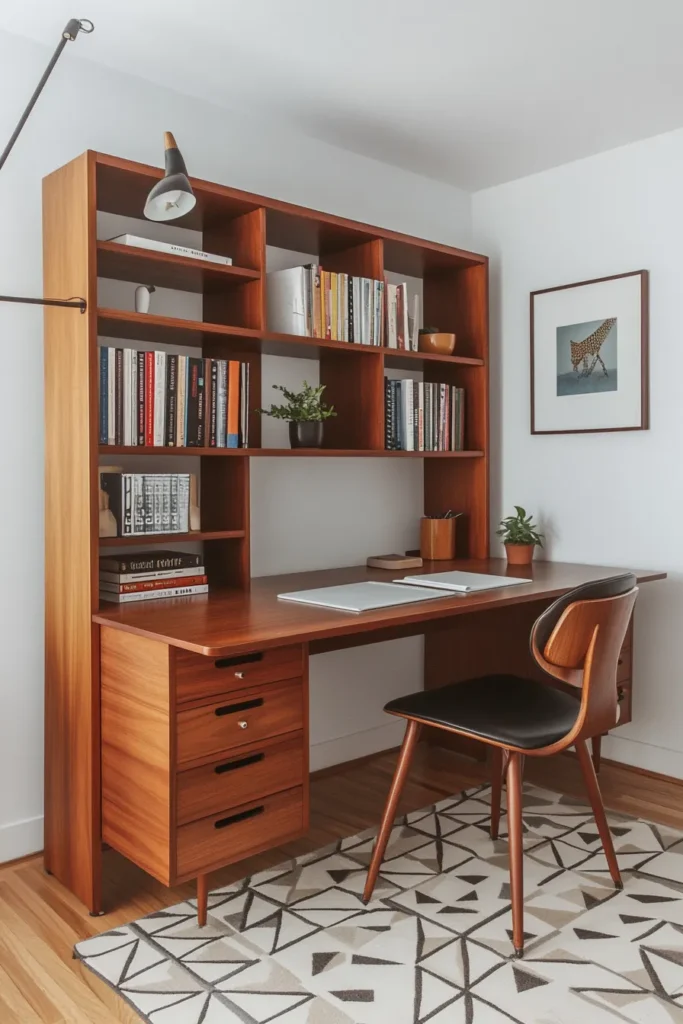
[75,783,683,1023]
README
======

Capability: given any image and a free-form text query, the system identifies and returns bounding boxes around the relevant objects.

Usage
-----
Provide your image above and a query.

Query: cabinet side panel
[101,628,173,885]
[43,153,99,907]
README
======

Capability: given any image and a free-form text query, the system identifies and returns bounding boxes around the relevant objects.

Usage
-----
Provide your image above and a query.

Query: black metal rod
[0,294,87,312]
[0,19,92,173]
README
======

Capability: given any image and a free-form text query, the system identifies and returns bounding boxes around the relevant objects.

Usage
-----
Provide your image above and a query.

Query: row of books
[100,473,194,536]
[384,379,466,451]
[267,266,423,350]
[98,348,251,448]
[99,550,208,604]
[267,265,385,345]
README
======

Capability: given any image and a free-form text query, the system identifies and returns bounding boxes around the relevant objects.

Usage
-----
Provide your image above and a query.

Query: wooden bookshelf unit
[43,150,489,913]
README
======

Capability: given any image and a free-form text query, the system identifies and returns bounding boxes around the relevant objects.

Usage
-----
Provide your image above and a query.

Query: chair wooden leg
[490,747,508,840]
[197,873,208,927]
[576,739,622,889]
[363,720,421,904]
[506,751,525,958]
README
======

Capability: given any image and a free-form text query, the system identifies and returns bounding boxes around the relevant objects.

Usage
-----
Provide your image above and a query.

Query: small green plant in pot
[259,381,336,448]
[497,506,544,566]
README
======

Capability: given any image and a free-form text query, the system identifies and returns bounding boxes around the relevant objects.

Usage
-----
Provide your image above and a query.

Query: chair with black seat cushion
[362,573,638,958]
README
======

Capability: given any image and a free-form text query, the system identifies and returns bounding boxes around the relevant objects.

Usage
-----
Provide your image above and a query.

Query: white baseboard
[601,733,683,779]
[310,720,405,773]
[0,814,43,863]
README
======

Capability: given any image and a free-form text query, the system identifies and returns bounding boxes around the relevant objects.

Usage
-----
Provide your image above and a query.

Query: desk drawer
[176,786,304,877]
[175,645,303,704]
[176,680,304,764]
[177,733,304,825]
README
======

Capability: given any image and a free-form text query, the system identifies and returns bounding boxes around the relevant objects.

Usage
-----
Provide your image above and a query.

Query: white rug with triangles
[75,783,683,1023]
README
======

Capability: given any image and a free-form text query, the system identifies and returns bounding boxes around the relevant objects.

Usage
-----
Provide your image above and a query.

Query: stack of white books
[108,234,233,266]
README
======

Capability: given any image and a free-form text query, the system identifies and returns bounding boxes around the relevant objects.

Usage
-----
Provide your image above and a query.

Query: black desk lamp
[0,17,94,314]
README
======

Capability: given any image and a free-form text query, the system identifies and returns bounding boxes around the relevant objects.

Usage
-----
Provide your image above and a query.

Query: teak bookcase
[43,151,489,912]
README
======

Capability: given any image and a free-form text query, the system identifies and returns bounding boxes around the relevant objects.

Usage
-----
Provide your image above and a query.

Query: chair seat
[385,675,581,750]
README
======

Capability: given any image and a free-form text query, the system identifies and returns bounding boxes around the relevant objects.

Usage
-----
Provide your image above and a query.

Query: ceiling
[3,0,683,191]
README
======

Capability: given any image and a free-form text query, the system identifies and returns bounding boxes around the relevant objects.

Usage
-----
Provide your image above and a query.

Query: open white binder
[395,570,532,593]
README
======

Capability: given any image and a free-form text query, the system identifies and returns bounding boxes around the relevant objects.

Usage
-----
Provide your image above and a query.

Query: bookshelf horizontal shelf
[96,311,485,367]
[99,446,485,458]
[97,241,260,293]
[97,309,261,346]
[99,530,246,547]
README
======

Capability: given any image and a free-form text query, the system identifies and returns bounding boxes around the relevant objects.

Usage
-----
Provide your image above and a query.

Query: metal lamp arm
[0,18,93,312]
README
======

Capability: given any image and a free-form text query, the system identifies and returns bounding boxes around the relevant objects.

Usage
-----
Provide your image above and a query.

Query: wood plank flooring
[0,744,681,1023]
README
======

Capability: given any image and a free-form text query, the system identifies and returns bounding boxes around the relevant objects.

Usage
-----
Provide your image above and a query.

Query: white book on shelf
[122,348,132,446]
[107,348,115,444]
[403,379,415,451]
[352,277,361,342]
[153,352,166,446]
[100,583,209,604]
[107,234,232,266]
[410,293,420,351]
[266,266,307,336]
[386,284,397,348]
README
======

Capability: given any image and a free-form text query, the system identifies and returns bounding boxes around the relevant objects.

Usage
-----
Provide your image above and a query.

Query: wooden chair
[362,574,638,957]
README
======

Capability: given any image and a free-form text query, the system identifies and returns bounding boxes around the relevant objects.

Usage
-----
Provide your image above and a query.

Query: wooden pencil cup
[420,517,456,560]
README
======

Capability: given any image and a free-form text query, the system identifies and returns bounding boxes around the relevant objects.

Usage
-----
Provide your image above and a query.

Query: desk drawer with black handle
[176,679,304,764]
[174,644,303,704]
[176,732,305,825]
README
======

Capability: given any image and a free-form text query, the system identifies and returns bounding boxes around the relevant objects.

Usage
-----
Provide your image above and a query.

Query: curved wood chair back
[530,574,638,751]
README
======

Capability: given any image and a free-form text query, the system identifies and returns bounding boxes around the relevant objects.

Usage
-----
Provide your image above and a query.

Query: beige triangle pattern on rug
[75,782,683,1023]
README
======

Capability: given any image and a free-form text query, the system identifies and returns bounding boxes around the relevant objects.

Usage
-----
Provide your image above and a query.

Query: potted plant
[497,506,544,566]
[259,381,336,448]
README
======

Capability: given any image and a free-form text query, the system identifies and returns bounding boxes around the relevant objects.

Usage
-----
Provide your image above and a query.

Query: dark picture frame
[530,270,649,434]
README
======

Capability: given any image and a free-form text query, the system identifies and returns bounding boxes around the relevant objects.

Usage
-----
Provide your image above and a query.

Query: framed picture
[530,270,648,434]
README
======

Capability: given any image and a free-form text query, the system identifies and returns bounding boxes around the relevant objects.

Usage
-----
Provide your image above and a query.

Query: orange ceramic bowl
[418,332,456,355]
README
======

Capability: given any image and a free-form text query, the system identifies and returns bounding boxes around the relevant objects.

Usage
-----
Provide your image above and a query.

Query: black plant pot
[289,421,324,448]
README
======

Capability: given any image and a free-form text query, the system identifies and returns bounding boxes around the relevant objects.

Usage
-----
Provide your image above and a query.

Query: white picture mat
[533,275,643,431]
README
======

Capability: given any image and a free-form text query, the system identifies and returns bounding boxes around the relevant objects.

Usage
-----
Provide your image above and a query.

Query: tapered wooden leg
[490,747,508,840]
[591,735,602,773]
[197,873,209,927]
[506,751,525,957]
[363,720,421,904]
[576,739,622,888]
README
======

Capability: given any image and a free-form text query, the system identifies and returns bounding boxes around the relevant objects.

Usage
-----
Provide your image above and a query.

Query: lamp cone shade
[144,132,196,222]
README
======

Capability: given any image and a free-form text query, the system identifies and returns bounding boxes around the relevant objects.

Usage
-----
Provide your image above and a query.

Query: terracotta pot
[289,421,324,448]
[420,517,456,560]
[418,332,456,356]
[505,542,535,566]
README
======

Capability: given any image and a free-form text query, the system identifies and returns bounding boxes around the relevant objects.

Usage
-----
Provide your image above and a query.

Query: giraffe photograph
[556,316,618,396]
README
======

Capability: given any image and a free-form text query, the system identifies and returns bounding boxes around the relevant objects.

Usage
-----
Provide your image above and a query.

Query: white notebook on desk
[395,571,533,593]
[278,581,450,614]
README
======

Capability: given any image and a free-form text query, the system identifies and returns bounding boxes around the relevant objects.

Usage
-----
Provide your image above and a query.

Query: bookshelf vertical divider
[43,150,489,911]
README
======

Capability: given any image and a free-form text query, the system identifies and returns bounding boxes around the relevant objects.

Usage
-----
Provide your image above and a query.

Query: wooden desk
[92,559,663,911]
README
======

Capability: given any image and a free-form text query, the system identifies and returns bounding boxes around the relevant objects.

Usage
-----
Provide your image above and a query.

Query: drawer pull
[214,653,264,670]
[215,805,264,830]
[215,697,263,718]
[235,671,245,679]
[214,752,265,775]
[238,720,248,730]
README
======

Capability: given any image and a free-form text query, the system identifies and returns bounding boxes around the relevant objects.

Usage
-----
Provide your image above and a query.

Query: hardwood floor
[0,743,682,1023]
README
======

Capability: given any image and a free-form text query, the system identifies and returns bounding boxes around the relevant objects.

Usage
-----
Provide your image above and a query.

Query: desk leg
[197,874,208,927]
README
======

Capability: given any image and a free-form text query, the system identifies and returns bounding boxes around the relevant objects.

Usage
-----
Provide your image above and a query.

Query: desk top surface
[92,558,665,658]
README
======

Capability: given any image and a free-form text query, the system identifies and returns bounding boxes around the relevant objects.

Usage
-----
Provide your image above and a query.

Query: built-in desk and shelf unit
[44,150,654,920]
[43,150,490,915]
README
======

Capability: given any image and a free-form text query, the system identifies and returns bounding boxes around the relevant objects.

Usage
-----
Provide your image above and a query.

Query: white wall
[472,128,682,778]
[0,30,472,861]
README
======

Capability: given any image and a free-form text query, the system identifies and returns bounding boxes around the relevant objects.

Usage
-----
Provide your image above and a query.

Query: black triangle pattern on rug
[74,782,683,1024]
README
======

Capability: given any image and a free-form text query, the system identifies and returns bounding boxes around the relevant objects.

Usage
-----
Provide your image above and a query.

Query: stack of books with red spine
[99,550,208,604]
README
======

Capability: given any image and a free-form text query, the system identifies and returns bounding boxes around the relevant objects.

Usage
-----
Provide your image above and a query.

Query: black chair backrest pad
[531,573,637,660]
